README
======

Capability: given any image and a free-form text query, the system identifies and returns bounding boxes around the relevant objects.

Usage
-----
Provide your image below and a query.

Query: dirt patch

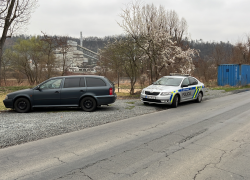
[115,88,141,93]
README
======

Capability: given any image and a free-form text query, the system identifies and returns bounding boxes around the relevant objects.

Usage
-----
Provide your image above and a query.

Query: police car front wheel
[171,95,179,108]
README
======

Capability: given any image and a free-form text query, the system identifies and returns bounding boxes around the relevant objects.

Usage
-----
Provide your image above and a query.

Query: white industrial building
[55,40,87,72]
[54,32,99,73]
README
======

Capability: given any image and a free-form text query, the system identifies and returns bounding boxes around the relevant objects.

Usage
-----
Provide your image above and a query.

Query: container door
[218,64,240,86]
[241,65,250,86]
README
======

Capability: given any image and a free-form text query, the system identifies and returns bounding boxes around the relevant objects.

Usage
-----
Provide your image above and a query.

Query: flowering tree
[118,2,198,83]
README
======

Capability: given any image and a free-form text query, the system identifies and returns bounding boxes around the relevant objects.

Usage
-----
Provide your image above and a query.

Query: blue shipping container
[217,64,250,86]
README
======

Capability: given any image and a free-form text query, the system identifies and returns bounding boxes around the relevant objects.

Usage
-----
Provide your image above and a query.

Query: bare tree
[99,40,123,92]
[0,0,38,85]
[56,36,72,76]
[1,48,12,85]
[10,38,37,85]
[117,38,143,94]
[40,32,59,79]
[100,37,144,94]
[5,37,50,85]
[230,42,250,65]
[193,57,216,83]
[212,44,233,65]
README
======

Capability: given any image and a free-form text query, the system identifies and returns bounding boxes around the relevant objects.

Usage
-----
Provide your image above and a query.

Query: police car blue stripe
[170,94,173,101]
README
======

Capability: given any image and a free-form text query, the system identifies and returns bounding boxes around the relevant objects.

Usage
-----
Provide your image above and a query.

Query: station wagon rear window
[86,77,106,87]
[64,78,86,88]
[64,78,80,88]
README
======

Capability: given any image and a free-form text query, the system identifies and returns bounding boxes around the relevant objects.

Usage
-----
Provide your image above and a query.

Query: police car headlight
[5,95,8,100]
[160,92,172,96]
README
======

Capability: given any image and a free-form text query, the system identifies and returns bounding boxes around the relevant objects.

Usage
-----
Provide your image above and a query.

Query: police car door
[188,77,199,100]
[181,78,192,101]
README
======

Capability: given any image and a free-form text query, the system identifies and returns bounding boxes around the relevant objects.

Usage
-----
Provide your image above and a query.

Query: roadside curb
[231,88,250,94]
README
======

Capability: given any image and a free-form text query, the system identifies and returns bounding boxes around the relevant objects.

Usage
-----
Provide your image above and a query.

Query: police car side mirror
[182,84,188,88]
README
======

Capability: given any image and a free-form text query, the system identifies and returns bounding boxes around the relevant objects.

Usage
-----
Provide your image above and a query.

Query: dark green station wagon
[3,75,117,113]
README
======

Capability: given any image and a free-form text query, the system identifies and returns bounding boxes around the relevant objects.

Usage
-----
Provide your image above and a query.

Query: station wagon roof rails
[169,73,190,77]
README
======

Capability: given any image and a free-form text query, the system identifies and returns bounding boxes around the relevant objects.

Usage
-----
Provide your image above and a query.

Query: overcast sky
[26,0,250,44]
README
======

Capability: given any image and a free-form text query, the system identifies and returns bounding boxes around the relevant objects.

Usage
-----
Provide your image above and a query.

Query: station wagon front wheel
[80,97,97,112]
[14,98,30,113]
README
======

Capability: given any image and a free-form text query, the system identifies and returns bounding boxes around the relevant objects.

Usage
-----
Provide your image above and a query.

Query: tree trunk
[117,71,119,93]
[0,47,3,86]
[0,0,16,86]
[3,65,7,86]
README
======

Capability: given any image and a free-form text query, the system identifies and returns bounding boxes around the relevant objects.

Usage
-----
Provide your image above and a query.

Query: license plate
[145,96,156,99]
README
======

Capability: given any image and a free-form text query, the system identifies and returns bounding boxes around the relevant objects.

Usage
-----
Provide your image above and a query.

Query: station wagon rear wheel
[14,98,30,113]
[80,97,97,112]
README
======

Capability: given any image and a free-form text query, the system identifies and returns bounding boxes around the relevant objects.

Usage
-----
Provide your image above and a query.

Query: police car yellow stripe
[193,86,203,99]
[193,87,198,99]
[170,90,178,103]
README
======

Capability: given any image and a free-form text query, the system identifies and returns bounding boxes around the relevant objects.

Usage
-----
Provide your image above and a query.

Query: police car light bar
[170,73,190,77]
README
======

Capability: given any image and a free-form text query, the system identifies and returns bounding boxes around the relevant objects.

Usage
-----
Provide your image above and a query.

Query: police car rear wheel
[196,92,202,103]
[171,95,179,108]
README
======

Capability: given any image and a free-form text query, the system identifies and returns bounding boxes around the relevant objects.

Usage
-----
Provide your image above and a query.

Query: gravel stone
[0,88,248,149]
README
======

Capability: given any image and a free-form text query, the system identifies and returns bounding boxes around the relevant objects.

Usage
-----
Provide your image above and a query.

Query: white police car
[140,74,205,108]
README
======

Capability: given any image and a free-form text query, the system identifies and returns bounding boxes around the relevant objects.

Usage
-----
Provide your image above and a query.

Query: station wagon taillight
[109,88,113,95]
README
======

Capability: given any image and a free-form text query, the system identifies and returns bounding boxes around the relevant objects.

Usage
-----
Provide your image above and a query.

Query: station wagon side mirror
[36,86,41,91]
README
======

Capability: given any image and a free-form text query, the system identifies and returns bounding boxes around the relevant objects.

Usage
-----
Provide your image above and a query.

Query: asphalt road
[1,91,250,180]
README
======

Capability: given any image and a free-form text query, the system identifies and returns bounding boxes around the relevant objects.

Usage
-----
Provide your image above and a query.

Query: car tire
[196,92,202,103]
[171,95,179,108]
[80,97,97,112]
[14,98,31,113]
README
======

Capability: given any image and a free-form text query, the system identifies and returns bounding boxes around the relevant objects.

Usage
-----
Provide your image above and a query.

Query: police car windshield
[154,77,182,86]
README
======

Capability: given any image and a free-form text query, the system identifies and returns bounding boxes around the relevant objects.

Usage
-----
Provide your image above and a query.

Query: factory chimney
[80,32,83,47]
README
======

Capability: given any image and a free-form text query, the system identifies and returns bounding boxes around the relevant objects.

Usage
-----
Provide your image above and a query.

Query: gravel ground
[0,88,248,149]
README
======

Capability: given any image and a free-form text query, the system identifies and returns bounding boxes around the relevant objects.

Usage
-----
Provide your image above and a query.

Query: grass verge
[116,92,140,99]
[0,86,33,111]
[0,94,8,111]
[125,106,135,110]
[210,85,250,92]
[0,86,33,94]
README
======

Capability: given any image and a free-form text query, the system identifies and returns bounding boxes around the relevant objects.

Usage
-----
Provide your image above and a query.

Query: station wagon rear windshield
[153,77,183,86]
